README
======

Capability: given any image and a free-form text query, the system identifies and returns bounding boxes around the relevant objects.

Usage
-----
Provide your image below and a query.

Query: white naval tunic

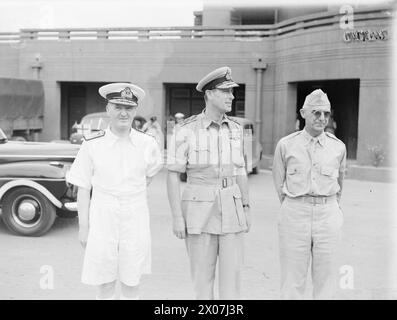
[66,127,163,286]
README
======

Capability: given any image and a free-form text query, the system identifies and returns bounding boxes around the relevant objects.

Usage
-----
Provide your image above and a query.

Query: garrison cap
[196,66,239,92]
[99,83,145,107]
[302,89,331,110]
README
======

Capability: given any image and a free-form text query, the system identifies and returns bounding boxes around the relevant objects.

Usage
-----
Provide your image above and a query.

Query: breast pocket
[318,165,339,193]
[230,138,245,167]
[320,166,339,178]
[189,147,211,167]
[286,165,306,194]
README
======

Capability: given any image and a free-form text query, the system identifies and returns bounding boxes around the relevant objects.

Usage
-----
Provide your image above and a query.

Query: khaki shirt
[166,110,248,234]
[272,129,347,203]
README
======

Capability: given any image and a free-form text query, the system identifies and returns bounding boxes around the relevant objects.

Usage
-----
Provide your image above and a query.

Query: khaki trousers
[185,232,244,300]
[278,197,343,300]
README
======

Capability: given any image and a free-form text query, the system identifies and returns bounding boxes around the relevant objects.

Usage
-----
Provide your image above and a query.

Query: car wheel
[252,166,259,174]
[1,187,57,236]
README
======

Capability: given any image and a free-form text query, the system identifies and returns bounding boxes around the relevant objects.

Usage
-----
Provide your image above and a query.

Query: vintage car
[70,112,147,144]
[0,128,80,236]
[230,116,263,175]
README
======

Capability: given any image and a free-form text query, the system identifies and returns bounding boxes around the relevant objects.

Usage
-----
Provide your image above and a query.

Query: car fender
[0,179,63,208]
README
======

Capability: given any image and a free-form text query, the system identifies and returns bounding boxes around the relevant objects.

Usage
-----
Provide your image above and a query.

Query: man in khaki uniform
[166,66,250,300]
[272,89,347,300]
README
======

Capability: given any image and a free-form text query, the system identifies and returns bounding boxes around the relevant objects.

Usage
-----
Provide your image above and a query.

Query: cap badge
[225,70,232,81]
[121,87,133,100]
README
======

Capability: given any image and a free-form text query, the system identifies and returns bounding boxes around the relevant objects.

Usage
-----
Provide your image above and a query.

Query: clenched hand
[173,216,186,239]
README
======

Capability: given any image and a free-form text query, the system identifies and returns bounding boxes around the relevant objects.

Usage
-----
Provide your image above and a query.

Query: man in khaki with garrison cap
[166,67,250,299]
[272,89,347,299]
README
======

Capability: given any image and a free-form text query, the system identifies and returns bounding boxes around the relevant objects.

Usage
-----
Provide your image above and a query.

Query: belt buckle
[307,196,317,205]
[313,197,326,205]
[222,178,227,188]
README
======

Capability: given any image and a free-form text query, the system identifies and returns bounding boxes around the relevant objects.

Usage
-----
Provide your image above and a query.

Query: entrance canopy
[0,78,44,133]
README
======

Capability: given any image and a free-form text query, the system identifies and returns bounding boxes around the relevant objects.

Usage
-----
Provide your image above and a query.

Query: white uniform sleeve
[66,141,93,190]
[145,137,163,177]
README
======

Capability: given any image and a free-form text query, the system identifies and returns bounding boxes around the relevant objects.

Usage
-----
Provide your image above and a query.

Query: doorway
[165,83,246,120]
[296,79,359,159]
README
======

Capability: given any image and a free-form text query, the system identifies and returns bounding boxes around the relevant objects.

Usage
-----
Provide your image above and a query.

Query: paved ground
[0,169,396,300]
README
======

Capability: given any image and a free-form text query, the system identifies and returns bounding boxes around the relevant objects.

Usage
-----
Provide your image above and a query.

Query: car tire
[252,166,259,174]
[1,187,57,236]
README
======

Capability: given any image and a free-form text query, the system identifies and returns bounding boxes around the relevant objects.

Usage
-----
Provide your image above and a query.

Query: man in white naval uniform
[66,83,163,300]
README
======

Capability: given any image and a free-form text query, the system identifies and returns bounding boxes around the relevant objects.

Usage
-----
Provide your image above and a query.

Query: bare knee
[97,281,117,299]
[120,282,139,299]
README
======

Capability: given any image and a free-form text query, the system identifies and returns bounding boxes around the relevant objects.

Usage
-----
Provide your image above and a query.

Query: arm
[272,141,286,204]
[337,145,347,203]
[236,173,249,206]
[236,124,250,230]
[145,137,163,185]
[166,125,189,239]
[236,173,251,232]
[65,141,93,248]
[77,187,91,248]
[166,171,186,239]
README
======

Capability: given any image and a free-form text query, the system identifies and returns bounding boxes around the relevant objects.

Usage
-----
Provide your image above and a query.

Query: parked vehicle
[230,116,263,175]
[179,116,263,182]
[0,128,80,236]
[70,112,147,144]
[0,77,44,142]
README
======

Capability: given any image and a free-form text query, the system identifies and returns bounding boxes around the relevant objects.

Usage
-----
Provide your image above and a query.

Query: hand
[172,216,186,239]
[146,176,153,186]
[244,206,251,233]
[79,225,89,249]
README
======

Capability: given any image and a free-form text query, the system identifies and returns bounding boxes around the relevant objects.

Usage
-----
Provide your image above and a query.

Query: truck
[0,77,44,141]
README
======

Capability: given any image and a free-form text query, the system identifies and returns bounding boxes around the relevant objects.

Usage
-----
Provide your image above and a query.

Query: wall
[0,44,20,77]
[0,9,393,167]
[12,38,272,143]
[273,18,393,166]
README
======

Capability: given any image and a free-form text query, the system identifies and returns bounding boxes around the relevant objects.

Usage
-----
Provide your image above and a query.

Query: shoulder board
[325,132,343,143]
[179,115,198,127]
[227,117,242,127]
[134,128,155,139]
[282,130,302,141]
[83,130,105,141]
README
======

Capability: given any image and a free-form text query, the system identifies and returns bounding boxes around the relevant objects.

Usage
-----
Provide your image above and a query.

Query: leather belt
[287,195,337,205]
[187,176,236,188]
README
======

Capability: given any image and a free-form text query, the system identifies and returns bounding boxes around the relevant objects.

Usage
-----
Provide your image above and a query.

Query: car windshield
[80,117,110,131]
[0,128,8,143]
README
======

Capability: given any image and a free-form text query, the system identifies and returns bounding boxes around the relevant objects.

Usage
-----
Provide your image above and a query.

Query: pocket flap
[181,187,215,201]
[192,147,209,153]
[287,165,302,175]
[321,166,338,177]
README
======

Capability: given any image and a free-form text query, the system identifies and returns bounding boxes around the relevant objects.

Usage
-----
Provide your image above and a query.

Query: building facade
[0,3,394,174]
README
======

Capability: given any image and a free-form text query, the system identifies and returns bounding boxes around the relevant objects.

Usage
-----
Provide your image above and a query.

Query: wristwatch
[243,204,250,209]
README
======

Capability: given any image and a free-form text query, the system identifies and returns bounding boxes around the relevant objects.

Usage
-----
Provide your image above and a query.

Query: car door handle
[49,161,64,168]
